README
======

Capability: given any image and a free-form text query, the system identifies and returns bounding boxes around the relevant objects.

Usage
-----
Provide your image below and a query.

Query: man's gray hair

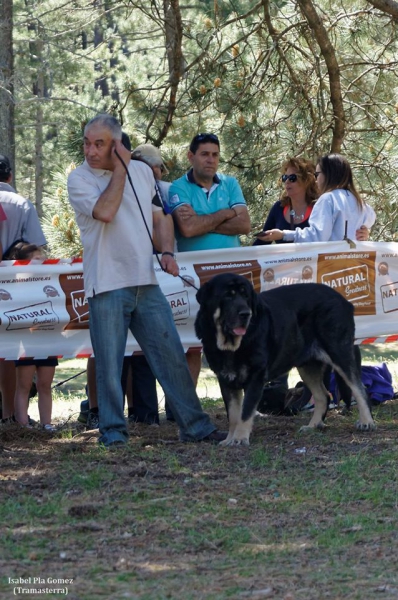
[84,114,122,139]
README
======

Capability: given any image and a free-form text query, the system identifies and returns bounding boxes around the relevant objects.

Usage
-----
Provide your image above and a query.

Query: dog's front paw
[220,436,250,447]
[355,419,376,431]
[299,422,326,433]
[234,437,250,446]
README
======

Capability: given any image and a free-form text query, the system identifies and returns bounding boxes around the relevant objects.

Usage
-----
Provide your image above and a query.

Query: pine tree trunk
[0,0,15,169]
[28,16,45,215]
[35,72,44,218]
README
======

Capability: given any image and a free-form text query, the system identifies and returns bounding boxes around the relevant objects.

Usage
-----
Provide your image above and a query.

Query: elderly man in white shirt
[67,114,226,448]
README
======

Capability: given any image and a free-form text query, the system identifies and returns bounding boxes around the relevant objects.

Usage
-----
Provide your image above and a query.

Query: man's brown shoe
[201,430,228,443]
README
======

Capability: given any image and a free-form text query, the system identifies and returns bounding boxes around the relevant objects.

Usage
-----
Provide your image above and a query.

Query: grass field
[1,345,398,600]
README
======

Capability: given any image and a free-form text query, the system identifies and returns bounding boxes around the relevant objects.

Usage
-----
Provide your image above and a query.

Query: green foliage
[7,0,398,253]
[41,166,82,258]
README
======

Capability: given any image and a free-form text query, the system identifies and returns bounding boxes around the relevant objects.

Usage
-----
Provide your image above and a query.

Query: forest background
[3,7,398,596]
[1,0,398,255]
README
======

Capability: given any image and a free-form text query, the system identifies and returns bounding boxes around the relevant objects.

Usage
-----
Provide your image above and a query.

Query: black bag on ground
[258,380,312,416]
[257,380,289,415]
[283,381,313,415]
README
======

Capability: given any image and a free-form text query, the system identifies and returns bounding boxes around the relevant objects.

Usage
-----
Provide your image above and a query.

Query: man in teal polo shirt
[167,133,251,387]
[168,133,250,252]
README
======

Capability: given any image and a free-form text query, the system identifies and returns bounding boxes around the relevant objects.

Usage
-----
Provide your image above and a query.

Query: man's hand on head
[112,140,131,171]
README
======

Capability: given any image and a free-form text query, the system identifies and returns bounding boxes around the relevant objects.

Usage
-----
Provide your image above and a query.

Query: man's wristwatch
[162,251,175,258]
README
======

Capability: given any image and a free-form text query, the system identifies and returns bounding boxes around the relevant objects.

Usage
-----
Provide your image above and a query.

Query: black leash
[114,149,199,291]
[53,151,198,391]
[343,220,356,249]
[52,369,87,389]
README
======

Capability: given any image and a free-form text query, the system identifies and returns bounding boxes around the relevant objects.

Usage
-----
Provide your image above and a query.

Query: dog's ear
[196,281,208,306]
[194,311,203,341]
[194,284,206,341]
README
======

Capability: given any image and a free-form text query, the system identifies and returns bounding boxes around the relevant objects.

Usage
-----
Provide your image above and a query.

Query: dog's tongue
[233,327,247,336]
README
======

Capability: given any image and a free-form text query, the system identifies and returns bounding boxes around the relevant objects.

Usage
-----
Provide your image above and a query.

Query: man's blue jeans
[88,285,216,446]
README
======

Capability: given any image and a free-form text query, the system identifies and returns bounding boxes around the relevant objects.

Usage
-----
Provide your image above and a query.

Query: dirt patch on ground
[1,402,398,600]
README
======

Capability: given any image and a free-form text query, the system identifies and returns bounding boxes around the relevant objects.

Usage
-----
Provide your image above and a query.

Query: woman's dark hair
[6,242,41,260]
[316,153,364,208]
[280,157,318,207]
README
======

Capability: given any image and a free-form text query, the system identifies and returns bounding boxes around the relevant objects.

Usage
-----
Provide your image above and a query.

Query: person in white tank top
[260,153,376,243]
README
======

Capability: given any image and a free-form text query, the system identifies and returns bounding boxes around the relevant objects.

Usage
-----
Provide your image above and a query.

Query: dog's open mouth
[232,327,247,336]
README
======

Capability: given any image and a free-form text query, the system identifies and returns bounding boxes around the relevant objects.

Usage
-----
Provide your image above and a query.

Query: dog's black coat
[195,273,374,445]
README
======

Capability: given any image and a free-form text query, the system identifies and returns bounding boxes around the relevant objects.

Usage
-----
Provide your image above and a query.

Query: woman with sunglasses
[254,157,318,415]
[254,157,317,246]
[254,154,371,415]
[259,153,375,243]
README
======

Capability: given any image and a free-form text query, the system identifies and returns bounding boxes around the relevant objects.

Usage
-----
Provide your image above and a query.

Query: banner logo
[317,251,376,315]
[194,260,261,291]
[166,291,190,321]
[381,281,398,313]
[4,301,59,331]
[70,290,89,324]
[321,264,370,302]
[0,289,12,301]
[59,273,89,330]
[43,285,60,298]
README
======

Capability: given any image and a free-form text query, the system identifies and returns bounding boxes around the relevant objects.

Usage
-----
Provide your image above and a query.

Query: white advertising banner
[1,240,398,360]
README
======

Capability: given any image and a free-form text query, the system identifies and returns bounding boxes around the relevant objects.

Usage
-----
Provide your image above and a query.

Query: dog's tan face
[213,307,247,351]
[195,273,257,354]
[211,281,254,351]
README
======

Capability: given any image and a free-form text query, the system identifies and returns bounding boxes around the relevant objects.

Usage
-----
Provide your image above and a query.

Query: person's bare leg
[36,366,56,425]
[87,357,97,408]
[186,351,202,387]
[126,361,133,409]
[0,361,16,419]
[14,365,35,425]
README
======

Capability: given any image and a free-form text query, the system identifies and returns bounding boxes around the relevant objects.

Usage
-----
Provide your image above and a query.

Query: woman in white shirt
[258,153,376,243]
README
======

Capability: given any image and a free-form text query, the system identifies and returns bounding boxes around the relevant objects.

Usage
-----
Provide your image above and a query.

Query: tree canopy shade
[366,0,398,18]
[3,0,398,252]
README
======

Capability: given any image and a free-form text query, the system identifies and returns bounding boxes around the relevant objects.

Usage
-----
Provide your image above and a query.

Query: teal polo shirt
[168,169,247,251]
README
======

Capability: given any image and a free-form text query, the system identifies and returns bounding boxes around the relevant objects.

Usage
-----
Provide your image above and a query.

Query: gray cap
[131,144,169,175]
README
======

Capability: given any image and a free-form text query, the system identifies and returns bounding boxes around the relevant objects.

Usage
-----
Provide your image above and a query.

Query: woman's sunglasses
[281,174,298,183]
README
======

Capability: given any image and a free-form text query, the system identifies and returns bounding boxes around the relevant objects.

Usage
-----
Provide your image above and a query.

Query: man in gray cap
[131,144,169,180]
[0,154,47,423]
[130,142,174,422]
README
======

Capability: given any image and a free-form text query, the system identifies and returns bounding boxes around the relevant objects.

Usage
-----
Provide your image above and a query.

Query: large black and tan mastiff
[195,273,375,446]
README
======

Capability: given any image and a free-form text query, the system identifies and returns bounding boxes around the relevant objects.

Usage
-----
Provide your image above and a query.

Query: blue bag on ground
[330,363,395,404]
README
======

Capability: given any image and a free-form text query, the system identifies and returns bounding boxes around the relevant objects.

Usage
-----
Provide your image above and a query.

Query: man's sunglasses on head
[192,133,219,144]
